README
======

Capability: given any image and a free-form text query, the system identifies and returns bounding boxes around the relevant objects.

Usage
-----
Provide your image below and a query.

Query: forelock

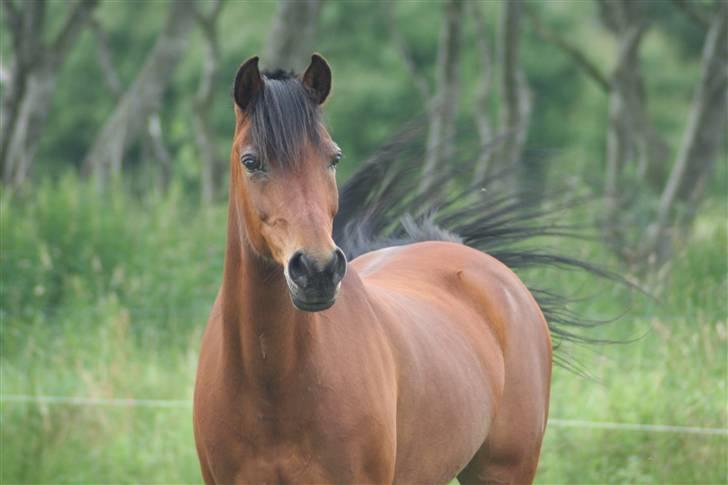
[248,73,321,168]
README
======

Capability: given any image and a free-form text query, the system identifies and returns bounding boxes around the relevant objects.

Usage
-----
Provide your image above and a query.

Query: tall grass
[1,176,223,482]
[536,211,727,484]
[1,177,725,483]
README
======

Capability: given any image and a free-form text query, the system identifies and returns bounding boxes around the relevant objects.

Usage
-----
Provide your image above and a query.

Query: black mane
[248,70,321,167]
[333,125,637,373]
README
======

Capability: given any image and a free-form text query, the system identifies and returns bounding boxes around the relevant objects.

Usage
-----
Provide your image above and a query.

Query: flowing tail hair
[332,126,635,373]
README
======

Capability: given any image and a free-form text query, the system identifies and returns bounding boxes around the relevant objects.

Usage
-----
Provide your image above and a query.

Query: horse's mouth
[286,280,341,313]
[291,296,336,312]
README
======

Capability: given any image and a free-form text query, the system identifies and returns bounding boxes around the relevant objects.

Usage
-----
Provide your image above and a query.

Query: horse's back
[352,241,550,361]
[351,241,552,483]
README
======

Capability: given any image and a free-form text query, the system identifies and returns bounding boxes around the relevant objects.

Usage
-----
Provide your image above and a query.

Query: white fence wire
[1,394,726,436]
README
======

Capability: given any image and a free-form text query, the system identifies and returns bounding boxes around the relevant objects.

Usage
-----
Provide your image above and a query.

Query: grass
[1,177,726,484]
[533,206,727,484]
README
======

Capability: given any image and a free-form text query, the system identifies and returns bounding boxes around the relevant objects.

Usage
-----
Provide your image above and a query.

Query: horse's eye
[240,154,263,173]
[330,153,342,168]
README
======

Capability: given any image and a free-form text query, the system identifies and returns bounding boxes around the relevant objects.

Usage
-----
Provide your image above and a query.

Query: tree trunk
[496,0,531,191]
[83,2,195,190]
[193,0,224,205]
[530,1,668,253]
[419,0,464,196]
[1,0,98,187]
[147,113,173,191]
[264,0,322,72]
[470,0,494,185]
[1,0,44,181]
[603,85,631,239]
[598,0,651,247]
[3,69,57,186]
[89,17,173,192]
[647,3,728,262]
[90,17,124,98]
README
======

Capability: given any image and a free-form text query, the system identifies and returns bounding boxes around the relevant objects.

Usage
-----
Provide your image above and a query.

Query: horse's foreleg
[457,437,542,485]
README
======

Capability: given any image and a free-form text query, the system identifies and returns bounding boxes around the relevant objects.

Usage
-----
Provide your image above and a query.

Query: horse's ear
[233,56,263,111]
[302,54,332,105]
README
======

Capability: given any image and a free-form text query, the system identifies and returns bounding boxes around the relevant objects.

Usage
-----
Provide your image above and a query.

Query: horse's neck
[219,205,316,387]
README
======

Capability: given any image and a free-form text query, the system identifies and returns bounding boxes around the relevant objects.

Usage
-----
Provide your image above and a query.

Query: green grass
[533,208,727,484]
[1,177,726,483]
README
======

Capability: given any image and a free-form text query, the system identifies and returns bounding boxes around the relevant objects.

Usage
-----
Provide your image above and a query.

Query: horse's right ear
[233,56,263,111]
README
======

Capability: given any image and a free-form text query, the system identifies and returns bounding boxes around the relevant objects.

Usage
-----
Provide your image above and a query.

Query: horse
[193,54,554,484]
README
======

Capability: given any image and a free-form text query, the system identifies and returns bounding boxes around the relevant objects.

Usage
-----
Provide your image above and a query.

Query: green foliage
[1,177,222,481]
[30,0,720,198]
[1,174,225,356]
[1,178,726,483]
[2,1,726,483]
[532,209,727,483]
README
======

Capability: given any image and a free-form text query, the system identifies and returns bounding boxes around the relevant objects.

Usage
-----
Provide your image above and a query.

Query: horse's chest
[198,392,394,483]
[215,442,333,484]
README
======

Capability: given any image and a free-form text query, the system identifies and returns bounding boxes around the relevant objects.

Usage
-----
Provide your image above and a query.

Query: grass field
[1,177,726,484]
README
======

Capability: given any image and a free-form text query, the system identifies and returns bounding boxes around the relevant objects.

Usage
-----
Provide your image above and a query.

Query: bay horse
[194,54,554,484]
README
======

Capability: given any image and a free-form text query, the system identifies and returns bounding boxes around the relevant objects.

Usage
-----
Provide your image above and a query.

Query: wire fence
[2,394,726,436]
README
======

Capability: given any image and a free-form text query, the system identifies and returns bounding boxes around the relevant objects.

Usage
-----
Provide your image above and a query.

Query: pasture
[1,177,725,483]
[1,1,726,480]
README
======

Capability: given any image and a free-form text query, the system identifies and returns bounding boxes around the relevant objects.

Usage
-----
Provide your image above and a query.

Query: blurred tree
[528,0,668,253]
[469,1,494,184]
[529,0,725,266]
[88,16,172,190]
[647,1,727,263]
[670,0,711,27]
[193,0,224,205]
[496,0,531,187]
[597,0,669,245]
[391,0,532,195]
[82,1,195,190]
[0,0,98,187]
[419,0,464,196]
[0,0,720,271]
[263,0,322,72]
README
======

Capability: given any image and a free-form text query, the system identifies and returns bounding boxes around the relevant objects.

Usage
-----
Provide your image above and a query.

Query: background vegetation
[1,0,726,483]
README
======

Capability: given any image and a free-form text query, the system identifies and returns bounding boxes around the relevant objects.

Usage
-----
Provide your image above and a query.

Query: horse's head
[230,54,346,312]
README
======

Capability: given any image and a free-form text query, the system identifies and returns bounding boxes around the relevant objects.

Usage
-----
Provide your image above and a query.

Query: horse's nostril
[288,251,310,287]
[331,247,347,284]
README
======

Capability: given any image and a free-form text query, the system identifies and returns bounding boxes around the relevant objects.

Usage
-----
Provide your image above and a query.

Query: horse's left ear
[302,54,332,105]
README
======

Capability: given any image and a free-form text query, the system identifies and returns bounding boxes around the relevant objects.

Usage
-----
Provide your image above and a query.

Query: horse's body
[194,55,552,484]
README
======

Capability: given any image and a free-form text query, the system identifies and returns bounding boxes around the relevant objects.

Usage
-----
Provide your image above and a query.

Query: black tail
[333,126,633,371]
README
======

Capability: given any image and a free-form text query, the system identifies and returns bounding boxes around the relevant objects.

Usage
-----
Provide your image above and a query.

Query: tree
[389,0,531,194]
[470,1,495,184]
[528,0,667,251]
[496,0,531,185]
[88,16,172,191]
[529,0,725,265]
[418,0,464,196]
[193,0,224,204]
[82,1,195,190]
[1,0,99,187]
[263,0,322,72]
[597,0,670,243]
[647,2,727,262]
